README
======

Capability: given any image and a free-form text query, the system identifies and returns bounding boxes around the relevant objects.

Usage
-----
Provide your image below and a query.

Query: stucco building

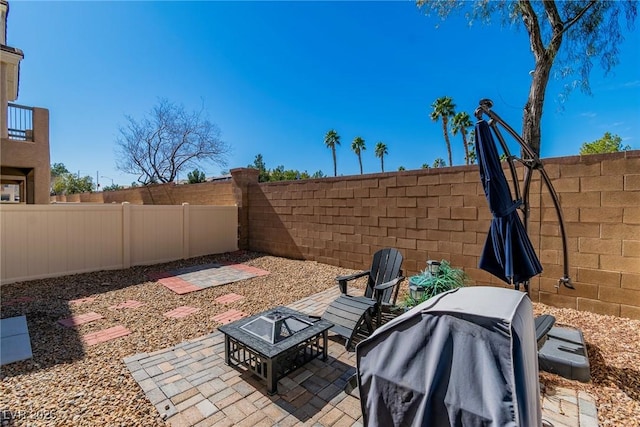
[1,0,50,204]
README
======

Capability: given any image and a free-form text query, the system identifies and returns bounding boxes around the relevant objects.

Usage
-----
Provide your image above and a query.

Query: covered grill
[356,287,541,427]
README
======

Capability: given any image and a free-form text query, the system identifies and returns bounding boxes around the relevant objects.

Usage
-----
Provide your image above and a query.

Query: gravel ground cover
[1,251,639,426]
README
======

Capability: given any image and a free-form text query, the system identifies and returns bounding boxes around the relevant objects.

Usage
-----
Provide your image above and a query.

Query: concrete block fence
[50,151,640,319]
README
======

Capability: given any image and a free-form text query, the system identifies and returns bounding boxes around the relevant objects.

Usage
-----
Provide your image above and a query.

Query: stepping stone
[0,316,33,365]
[164,306,200,319]
[58,312,104,327]
[69,297,96,305]
[109,300,144,310]
[83,325,131,346]
[1,297,36,306]
[214,293,245,304]
[212,309,248,324]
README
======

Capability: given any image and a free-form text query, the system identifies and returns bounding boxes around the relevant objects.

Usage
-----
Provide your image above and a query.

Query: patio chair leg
[344,374,359,398]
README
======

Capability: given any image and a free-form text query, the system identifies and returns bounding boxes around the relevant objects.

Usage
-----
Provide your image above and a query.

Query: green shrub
[404,260,468,307]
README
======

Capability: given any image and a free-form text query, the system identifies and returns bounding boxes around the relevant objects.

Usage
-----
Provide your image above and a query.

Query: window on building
[1,182,23,203]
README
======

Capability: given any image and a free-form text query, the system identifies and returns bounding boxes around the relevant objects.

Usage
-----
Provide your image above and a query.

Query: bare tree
[116,99,230,184]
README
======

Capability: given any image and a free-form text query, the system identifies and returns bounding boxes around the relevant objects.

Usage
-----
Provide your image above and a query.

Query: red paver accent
[1,297,36,306]
[215,293,245,304]
[157,277,201,295]
[229,264,270,277]
[58,312,104,327]
[69,297,96,305]
[83,325,131,346]
[164,306,200,319]
[212,309,248,324]
[109,300,144,310]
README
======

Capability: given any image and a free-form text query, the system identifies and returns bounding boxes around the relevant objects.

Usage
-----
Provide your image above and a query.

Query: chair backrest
[364,248,403,304]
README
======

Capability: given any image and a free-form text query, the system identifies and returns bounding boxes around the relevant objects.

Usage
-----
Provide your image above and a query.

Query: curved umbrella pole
[474,99,573,289]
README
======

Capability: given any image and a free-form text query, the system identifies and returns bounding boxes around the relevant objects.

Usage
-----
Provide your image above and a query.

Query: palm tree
[432,158,446,168]
[430,96,456,167]
[467,130,477,165]
[451,112,473,165]
[375,142,388,172]
[324,130,341,177]
[351,136,366,174]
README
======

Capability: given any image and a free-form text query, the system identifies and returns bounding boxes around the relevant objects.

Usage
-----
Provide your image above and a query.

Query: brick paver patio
[124,287,598,427]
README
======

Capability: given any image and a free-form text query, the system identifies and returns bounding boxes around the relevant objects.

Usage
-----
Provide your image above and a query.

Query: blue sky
[8,1,640,186]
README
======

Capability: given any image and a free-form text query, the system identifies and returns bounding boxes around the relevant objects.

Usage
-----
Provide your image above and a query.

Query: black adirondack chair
[322,248,404,350]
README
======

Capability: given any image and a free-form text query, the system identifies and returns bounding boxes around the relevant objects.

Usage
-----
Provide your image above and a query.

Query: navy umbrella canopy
[476,120,542,287]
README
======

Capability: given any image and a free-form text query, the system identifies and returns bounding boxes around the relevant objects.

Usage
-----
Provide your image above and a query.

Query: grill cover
[356,287,541,427]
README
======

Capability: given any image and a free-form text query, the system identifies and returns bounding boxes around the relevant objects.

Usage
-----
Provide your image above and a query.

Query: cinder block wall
[245,151,640,319]
[51,180,235,206]
[48,152,640,318]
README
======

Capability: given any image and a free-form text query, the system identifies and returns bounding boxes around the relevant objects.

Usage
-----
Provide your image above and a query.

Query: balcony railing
[7,103,34,141]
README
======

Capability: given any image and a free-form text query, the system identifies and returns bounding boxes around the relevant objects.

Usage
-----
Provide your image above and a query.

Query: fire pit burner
[240,310,312,344]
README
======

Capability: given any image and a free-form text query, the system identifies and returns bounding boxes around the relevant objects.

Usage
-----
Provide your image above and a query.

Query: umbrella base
[539,326,590,382]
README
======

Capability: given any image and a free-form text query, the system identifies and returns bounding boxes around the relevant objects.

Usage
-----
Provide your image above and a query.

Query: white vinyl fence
[0,203,238,285]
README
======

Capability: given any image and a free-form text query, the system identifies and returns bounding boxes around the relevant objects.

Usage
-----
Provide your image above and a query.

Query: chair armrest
[336,270,370,283]
[373,276,403,291]
[336,270,371,294]
[373,276,405,304]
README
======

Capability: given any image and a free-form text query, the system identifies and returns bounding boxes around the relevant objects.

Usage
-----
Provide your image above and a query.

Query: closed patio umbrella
[475,120,542,287]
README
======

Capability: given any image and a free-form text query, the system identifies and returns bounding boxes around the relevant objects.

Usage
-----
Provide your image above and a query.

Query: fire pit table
[218,306,333,395]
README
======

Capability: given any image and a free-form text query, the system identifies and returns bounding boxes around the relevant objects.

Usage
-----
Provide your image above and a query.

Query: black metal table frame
[219,307,332,395]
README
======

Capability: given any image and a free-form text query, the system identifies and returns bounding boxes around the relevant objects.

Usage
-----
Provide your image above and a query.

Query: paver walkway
[149,263,270,295]
[124,287,598,427]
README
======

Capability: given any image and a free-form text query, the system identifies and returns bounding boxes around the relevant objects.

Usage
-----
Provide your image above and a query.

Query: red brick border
[157,277,201,295]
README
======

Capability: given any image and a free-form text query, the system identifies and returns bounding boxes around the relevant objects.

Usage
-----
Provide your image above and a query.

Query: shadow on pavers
[265,357,357,423]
